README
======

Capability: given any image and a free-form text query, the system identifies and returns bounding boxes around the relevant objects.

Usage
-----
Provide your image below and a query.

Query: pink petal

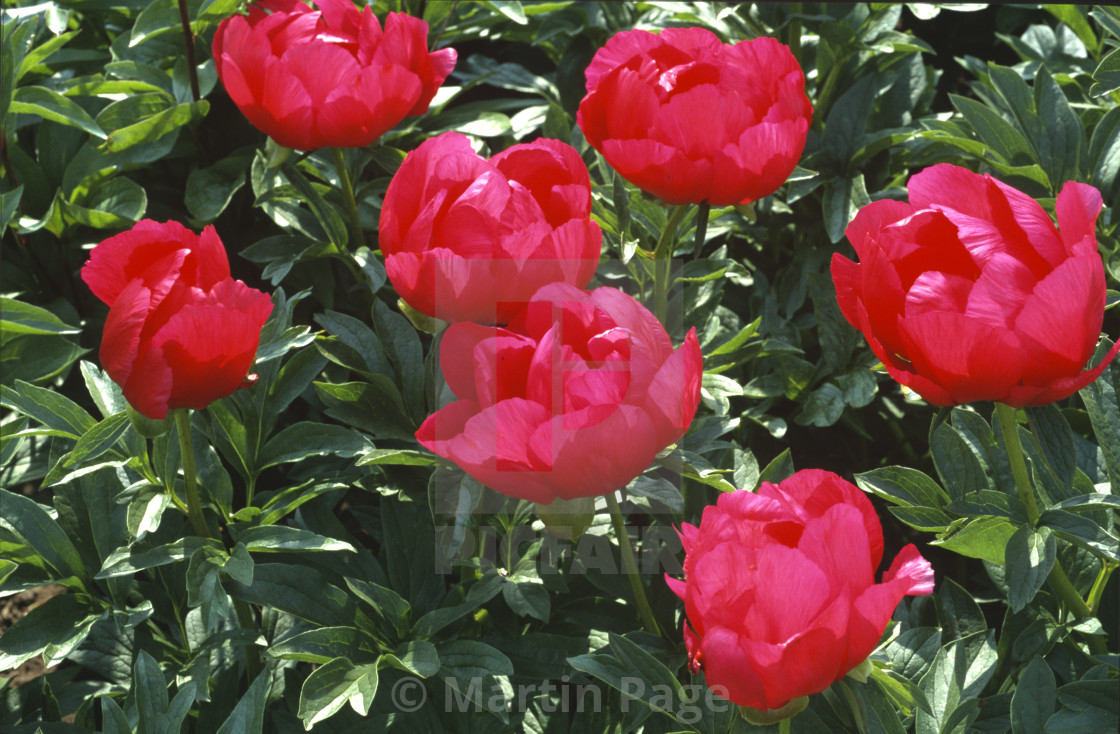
[1054,180,1103,255]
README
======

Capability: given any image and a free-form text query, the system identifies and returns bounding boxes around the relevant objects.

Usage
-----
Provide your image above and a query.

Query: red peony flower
[832,164,1120,407]
[666,469,934,713]
[416,283,702,502]
[212,0,456,150]
[577,28,811,206]
[380,132,602,325]
[82,220,273,420]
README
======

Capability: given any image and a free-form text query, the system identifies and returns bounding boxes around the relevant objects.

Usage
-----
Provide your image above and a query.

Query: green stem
[787,4,802,65]
[1087,561,1116,616]
[233,597,262,681]
[606,493,660,637]
[652,204,689,324]
[693,201,710,257]
[174,410,210,538]
[994,404,1042,523]
[332,147,364,251]
[995,403,1107,655]
[779,717,792,734]
[176,0,200,102]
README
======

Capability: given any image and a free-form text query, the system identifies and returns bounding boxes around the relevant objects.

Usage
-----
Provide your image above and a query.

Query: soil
[0,584,67,687]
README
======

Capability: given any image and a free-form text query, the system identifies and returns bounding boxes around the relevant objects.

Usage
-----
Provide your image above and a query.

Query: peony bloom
[832,164,1120,407]
[82,220,274,420]
[416,283,702,503]
[212,0,456,150]
[577,28,811,206]
[666,470,934,713]
[380,132,602,324]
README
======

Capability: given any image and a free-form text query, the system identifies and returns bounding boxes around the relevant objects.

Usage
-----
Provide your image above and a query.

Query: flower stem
[331,147,364,250]
[174,410,210,538]
[653,204,689,324]
[995,403,1107,655]
[787,4,803,65]
[1087,561,1116,616]
[606,492,660,637]
[779,716,792,734]
[693,201,710,257]
[994,404,1042,523]
[176,0,200,102]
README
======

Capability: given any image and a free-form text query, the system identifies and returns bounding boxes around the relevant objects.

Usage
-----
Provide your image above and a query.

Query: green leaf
[382,639,441,678]
[1033,66,1083,191]
[97,537,224,578]
[101,100,209,152]
[856,465,949,507]
[412,573,503,640]
[1046,679,1119,734]
[889,505,953,532]
[885,627,942,682]
[315,310,393,378]
[282,161,349,248]
[935,578,988,642]
[823,73,877,167]
[1010,656,1055,734]
[185,150,251,223]
[370,298,426,422]
[298,657,380,727]
[916,630,997,734]
[439,639,514,678]
[205,400,255,481]
[268,626,382,665]
[225,563,357,627]
[0,297,81,337]
[0,488,85,579]
[344,577,410,635]
[1005,525,1057,612]
[1079,346,1120,489]
[134,650,168,732]
[1026,405,1077,496]
[930,420,989,501]
[63,176,148,229]
[931,516,1019,565]
[216,668,272,734]
[822,172,871,243]
[0,183,21,235]
[356,448,438,466]
[61,411,130,469]
[234,524,356,554]
[2,379,96,437]
[11,84,106,138]
[1091,46,1120,97]
[758,448,795,485]
[608,633,684,702]
[950,94,1033,165]
[314,380,415,441]
[0,593,103,670]
[1039,509,1120,561]
[256,421,372,469]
